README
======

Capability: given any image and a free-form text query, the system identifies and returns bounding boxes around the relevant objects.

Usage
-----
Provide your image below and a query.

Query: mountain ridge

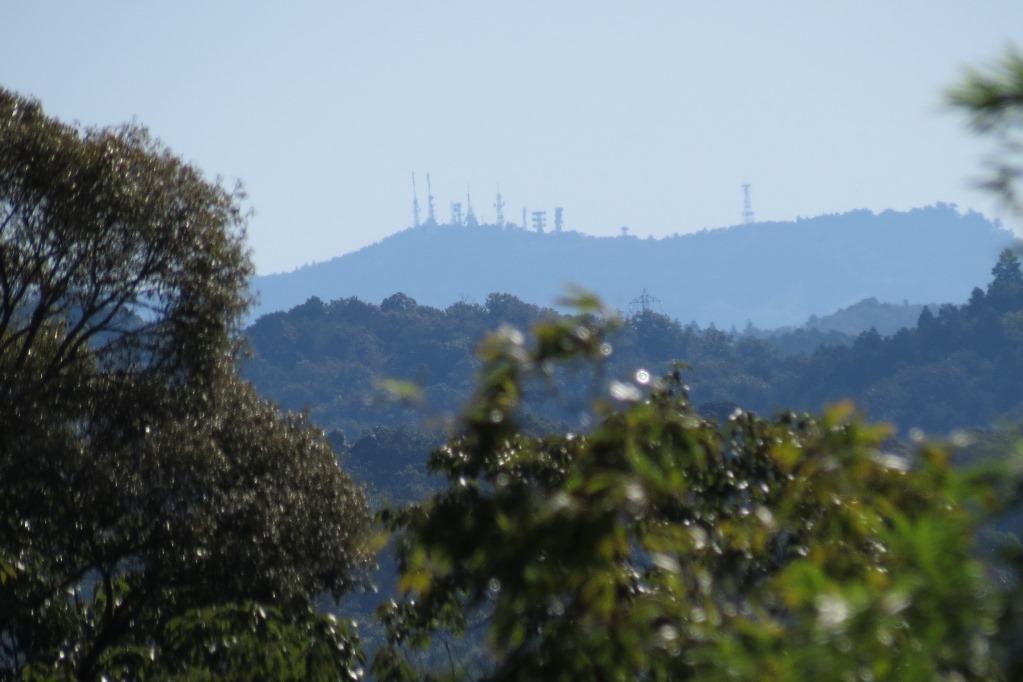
[252,204,1013,327]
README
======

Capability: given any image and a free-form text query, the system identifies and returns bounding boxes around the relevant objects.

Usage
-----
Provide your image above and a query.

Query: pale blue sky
[3,2,1022,274]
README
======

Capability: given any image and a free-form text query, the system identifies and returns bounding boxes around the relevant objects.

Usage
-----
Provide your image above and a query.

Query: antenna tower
[494,186,506,226]
[411,172,421,228]
[450,202,463,226]
[742,183,755,224]
[425,173,437,226]
[464,185,479,227]
[522,206,527,230]
[531,210,547,234]
[554,206,564,233]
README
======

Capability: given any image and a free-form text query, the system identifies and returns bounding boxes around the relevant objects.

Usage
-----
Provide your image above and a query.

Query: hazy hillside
[243,248,1023,436]
[804,297,933,336]
[252,204,1012,327]
[740,297,937,354]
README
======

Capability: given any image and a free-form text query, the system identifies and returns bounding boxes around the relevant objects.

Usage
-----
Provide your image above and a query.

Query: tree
[948,48,1023,212]
[988,248,1023,311]
[373,300,1003,680]
[0,88,370,679]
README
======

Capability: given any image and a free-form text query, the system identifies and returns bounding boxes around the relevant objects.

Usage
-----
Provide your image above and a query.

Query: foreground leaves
[376,306,1004,680]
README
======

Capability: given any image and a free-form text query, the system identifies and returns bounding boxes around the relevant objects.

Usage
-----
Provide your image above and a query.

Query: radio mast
[411,172,421,228]
[464,185,479,227]
[425,173,437,226]
[742,183,755,224]
[494,185,506,227]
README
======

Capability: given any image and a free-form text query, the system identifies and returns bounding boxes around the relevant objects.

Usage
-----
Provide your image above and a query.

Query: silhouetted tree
[988,248,1023,311]
[0,87,369,679]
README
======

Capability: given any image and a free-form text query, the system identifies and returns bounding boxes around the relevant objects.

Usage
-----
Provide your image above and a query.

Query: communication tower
[554,207,564,233]
[464,185,479,228]
[531,210,547,234]
[522,206,527,230]
[425,174,437,226]
[742,183,755,224]
[450,202,463,226]
[494,186,506,227]
[411,172,421,228]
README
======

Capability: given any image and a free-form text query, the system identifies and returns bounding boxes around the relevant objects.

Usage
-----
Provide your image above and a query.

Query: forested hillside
[803,297,933,336]
[741,297,936,355]
[244,248,1023,437]
[251,204,1010,327]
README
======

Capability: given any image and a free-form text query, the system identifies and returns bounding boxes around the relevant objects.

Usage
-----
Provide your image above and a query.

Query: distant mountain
[803,297,933,336]
[251,205,1013,328]
[740,297,938,354]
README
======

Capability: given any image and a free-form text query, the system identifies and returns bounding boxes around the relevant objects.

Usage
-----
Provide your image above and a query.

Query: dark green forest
[245,248,1023,442]
[7,47,1023,681]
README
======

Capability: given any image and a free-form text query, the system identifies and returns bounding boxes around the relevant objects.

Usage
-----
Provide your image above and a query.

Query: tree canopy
[0,87,370,680]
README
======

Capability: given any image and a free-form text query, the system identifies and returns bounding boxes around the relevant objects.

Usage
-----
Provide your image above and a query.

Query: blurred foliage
[0,88,370,679]
[118,603,361,681]
[949,48,1023,212]
[950,44,1023,682]
[372,304,1019,680]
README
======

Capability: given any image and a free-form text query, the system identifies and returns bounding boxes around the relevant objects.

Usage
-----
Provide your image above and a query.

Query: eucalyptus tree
[0,88,369,680]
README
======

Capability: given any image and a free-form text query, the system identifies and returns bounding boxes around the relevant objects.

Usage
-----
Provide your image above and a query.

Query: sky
[3,1,1023,275]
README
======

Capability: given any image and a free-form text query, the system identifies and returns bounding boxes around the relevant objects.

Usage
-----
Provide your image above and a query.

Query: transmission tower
[742,183,755,224]
[494,186,506,226]
[450,202,463,226]
[522,206,527,230]
[425,174,437,226]
[411,172,421,228]
[630,288,661,314]
[464,185,479,228]
[554,207,564,233]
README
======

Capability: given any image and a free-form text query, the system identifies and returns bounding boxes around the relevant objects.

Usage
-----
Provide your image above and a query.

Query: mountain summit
[251,205,1013,327]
